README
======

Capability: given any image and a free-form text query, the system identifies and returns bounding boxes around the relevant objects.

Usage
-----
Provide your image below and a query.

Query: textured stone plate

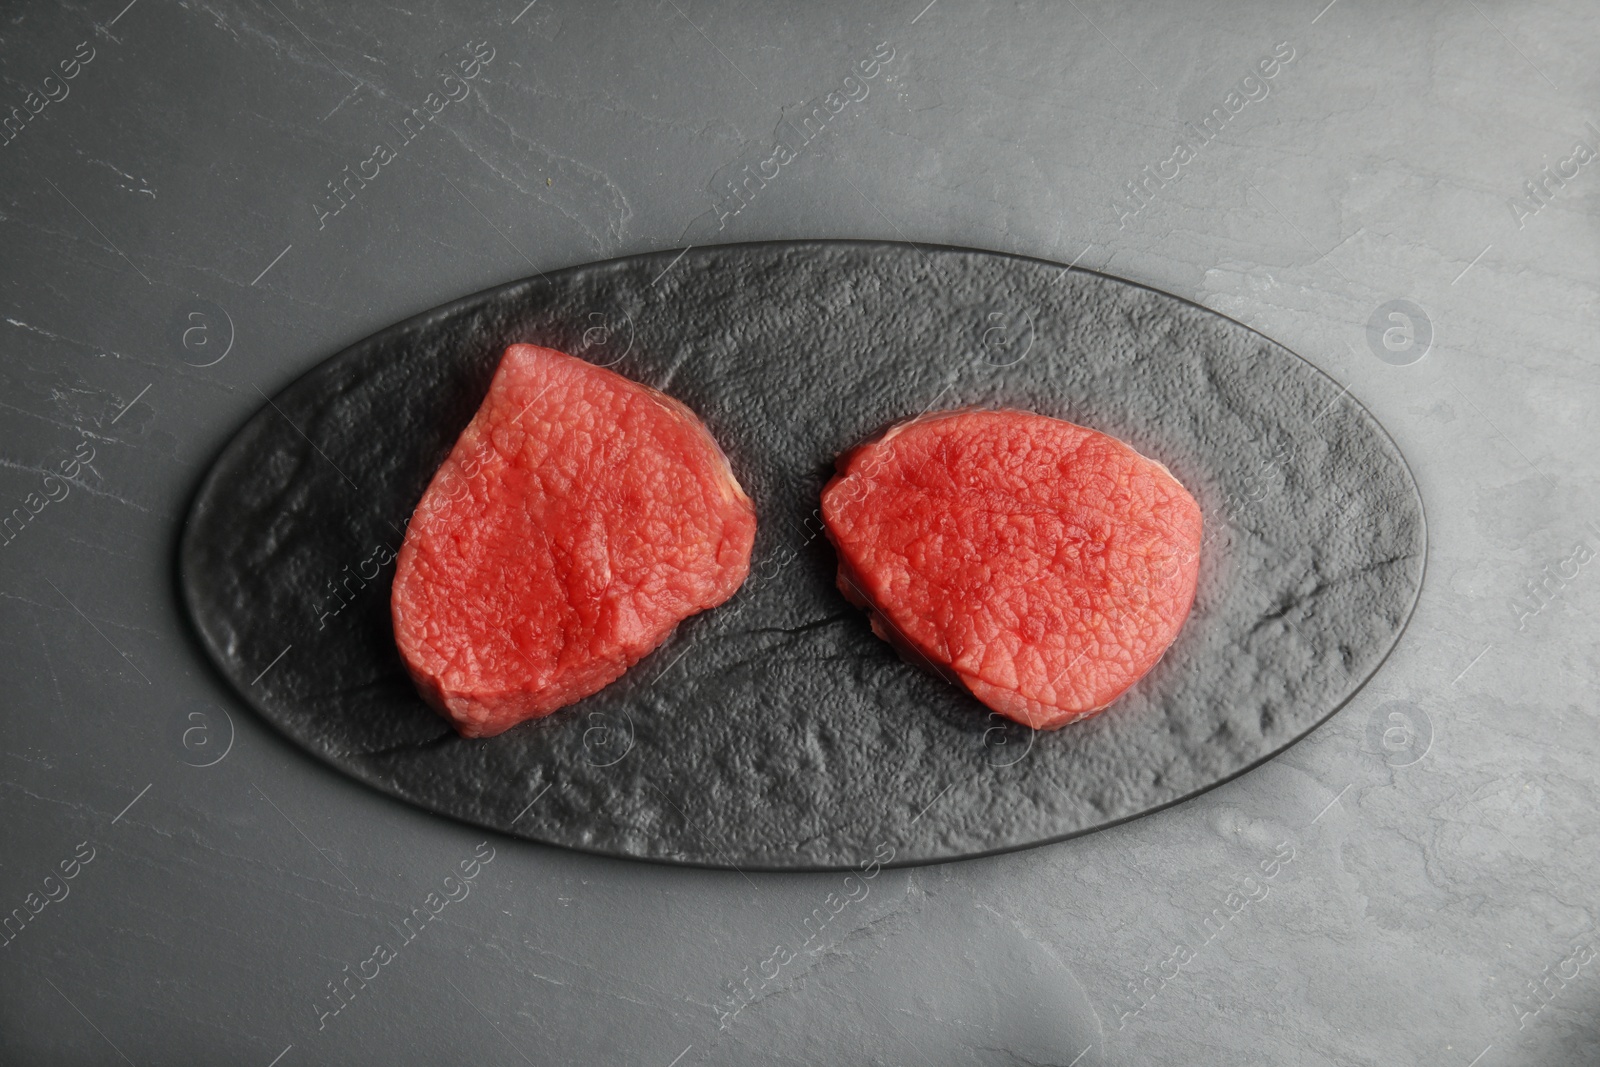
[179,241,1426,870]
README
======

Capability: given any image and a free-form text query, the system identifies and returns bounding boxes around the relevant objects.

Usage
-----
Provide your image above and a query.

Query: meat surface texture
[821,409,1202,730]
[392,344,756,738]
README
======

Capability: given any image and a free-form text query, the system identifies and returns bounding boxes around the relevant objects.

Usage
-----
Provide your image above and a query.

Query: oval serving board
[180,241,1425,870]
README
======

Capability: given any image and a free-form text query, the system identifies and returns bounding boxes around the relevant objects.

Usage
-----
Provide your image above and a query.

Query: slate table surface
[2,2,1596,1064]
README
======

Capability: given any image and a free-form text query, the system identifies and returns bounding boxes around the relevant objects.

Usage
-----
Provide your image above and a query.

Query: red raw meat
[391,344,756,738]
[821,409,1202,730]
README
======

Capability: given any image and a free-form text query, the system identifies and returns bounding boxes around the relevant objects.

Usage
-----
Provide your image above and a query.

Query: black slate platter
[180,241,1426,871]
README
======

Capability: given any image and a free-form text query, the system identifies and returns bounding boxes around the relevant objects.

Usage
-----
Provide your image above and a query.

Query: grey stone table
[2,1,1596,1063]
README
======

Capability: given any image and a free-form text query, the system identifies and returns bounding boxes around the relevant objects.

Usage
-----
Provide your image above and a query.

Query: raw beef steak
[821,409,1202,729]
[391,344,756,738]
